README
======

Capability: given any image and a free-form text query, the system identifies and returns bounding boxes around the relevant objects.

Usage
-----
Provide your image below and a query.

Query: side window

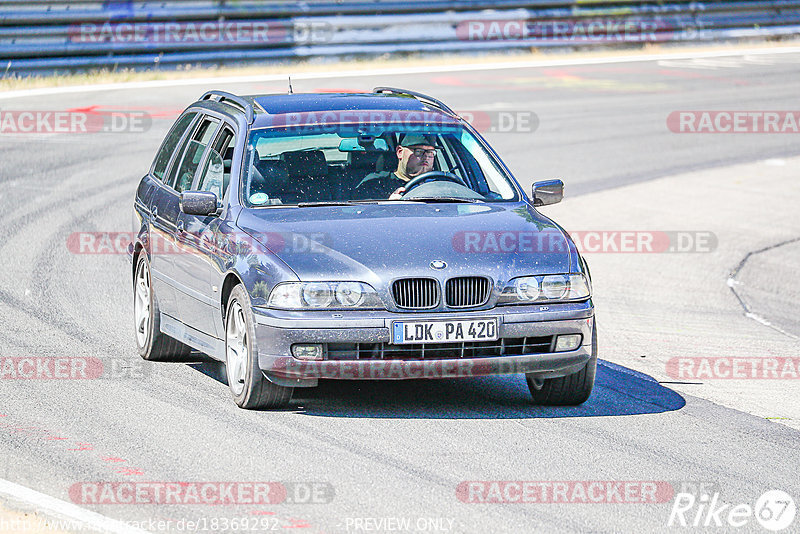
[151,112,196,181]
[197,149,224,199]
[448,135,484,193]
[435,135,456,175]
[197,127,236,198]
[440,135,468,183]
[170,117,219,193]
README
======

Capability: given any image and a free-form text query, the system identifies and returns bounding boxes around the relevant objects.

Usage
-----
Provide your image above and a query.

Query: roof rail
[201,90,255,124]
[373,87,457,117]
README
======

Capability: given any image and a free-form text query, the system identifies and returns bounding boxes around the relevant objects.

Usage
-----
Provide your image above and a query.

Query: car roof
[245,92,457,129]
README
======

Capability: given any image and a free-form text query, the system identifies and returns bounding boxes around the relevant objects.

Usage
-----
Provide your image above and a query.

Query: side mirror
[180,191,219,216]
[531,179,563,207]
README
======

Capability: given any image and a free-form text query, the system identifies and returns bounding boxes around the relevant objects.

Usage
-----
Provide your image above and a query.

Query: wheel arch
[132,241,147,288]
[221,271,245,322]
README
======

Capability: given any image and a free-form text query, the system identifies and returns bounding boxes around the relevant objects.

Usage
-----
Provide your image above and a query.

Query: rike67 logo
[669,489,796,531]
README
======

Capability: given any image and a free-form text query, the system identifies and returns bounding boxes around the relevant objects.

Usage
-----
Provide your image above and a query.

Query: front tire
[134,253,191,361]
[225,285,293,409]
[526,325,597,406]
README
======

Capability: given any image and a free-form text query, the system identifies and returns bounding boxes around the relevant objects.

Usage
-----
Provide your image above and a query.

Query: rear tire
[225,285,293,409]
[526,324,597,406]
[134,253,191,361]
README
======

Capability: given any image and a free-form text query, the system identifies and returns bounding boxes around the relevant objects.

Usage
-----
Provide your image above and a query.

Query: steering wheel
[401,171,467,195]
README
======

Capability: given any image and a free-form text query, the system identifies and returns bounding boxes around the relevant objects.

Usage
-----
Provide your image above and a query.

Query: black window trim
[195,124,236,198]
[149,111,199,184]
[187,111,239,196]
[459,120,523,201]
[164,114,209,190]
[170,115,220,193]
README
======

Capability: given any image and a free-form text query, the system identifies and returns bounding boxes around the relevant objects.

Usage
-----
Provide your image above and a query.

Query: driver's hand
[388,187,406,200]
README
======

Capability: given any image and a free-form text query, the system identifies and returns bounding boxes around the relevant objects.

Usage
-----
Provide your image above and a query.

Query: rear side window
[151,112,196,181]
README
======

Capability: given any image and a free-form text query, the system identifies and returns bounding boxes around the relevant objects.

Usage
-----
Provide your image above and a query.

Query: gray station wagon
[130,87,596,409]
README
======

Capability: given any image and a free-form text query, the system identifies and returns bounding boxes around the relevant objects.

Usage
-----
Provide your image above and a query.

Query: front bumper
[253,300,594,387]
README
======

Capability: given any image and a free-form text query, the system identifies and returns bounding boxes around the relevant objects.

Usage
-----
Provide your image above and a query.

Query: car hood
[237,202,574,284]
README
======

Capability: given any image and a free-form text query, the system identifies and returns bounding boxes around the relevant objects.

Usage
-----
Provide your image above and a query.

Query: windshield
[242,126,519,207]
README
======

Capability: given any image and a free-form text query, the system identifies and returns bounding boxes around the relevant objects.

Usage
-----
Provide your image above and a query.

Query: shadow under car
[189,359,686,419]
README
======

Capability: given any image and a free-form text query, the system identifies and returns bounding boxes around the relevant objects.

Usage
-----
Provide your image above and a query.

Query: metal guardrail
[1,1,800,73]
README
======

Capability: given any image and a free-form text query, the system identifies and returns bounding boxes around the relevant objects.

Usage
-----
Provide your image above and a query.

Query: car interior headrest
[281,150,328,178]
[257,159,290,184]
[375,151,399,173]
[348,150,383,171]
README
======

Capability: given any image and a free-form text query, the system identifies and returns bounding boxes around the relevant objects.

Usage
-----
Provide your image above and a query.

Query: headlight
[268,282,381,310]
[498,273,590,304]
[565,273,591,300]
[335,282,365,307]
[267,283,302,308]
[541,275,569,299]
[514,277,540,300]
[302,282,334,308]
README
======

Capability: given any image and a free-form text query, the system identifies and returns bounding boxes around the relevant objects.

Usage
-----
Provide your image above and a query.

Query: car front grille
[326,336,554,360]
[392,278,439,309]
[445,276,492,308]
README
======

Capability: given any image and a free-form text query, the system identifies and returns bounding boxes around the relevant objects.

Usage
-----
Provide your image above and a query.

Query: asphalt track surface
[1,50,800,533]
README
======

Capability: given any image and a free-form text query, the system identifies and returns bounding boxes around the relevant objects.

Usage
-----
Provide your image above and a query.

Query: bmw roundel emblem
[430,260,447,270]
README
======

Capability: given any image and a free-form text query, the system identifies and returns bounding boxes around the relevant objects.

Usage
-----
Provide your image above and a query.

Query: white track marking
[659,51,800,69]
[2,46,800,101]
[745,312,799,340]
[0,478,150,534]
[660,58,739,69]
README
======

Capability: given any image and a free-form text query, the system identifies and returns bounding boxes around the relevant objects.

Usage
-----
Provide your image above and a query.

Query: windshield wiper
[296,200,377,207]
[403,197,484,204]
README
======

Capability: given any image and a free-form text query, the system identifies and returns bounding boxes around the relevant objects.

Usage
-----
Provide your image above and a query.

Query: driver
[355,134,437,200]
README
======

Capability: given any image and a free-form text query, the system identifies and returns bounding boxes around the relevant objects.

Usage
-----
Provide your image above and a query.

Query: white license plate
[391,318,498,344]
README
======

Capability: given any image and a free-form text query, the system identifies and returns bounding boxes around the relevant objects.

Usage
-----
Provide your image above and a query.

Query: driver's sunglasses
[408,148,437,159]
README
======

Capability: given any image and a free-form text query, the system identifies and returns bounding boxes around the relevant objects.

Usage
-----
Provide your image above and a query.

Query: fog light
[555,334,581,352]
[292,344,323,360]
